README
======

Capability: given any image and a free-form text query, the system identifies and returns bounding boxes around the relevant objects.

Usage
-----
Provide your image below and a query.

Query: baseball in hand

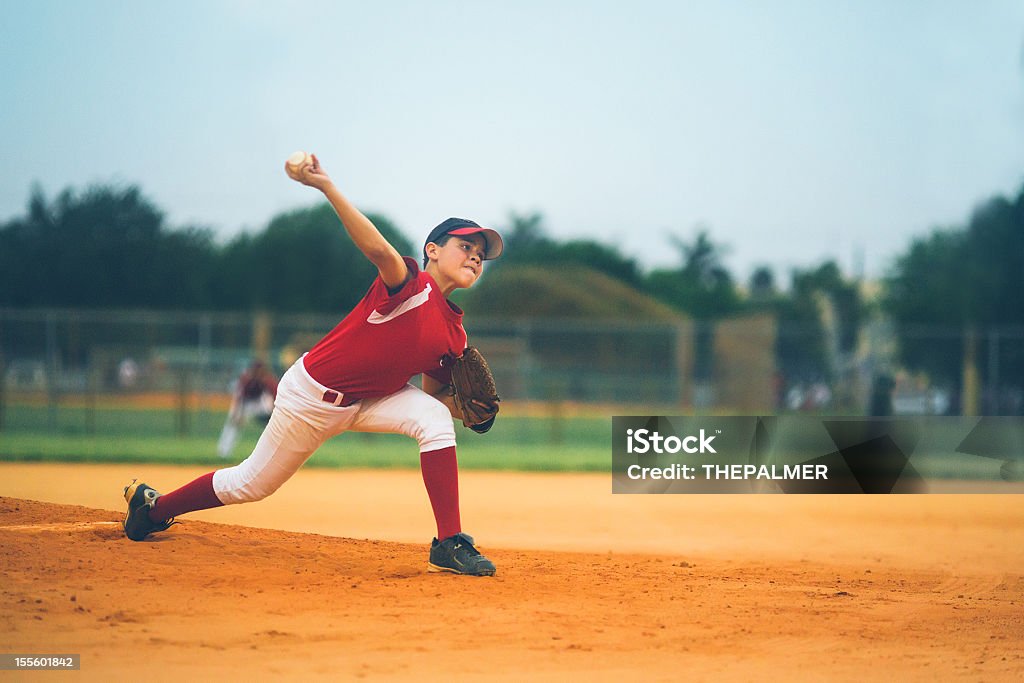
[285,150,312,181]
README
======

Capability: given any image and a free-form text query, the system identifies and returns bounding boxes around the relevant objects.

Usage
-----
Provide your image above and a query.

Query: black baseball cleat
[122,480,176,541]
[428,532,496,576]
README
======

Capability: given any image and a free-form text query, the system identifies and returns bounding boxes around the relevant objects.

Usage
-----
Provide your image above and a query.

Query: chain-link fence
[0,308,768,435]
[1,308,1021,439]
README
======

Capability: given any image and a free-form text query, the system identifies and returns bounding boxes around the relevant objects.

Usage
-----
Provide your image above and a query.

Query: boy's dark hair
[422,234,454,268]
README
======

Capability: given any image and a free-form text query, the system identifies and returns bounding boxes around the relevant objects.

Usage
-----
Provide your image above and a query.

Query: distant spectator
[117,357,139,389]
[808,382,832,410]
[786,384,805,412]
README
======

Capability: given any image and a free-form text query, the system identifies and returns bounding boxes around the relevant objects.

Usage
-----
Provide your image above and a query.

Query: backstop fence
[0,308,1021,438]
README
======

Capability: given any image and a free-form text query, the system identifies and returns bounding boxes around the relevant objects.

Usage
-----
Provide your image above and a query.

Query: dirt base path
[1,463,1023,681]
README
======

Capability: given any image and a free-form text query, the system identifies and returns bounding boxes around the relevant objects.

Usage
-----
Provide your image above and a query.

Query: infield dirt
[1,463,1022,681]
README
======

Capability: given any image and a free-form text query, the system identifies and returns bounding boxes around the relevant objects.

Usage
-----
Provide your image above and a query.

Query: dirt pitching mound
[2,496,1023,681]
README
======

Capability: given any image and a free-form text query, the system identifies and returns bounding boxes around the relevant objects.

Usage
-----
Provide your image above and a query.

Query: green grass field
[0,405,611,472]
[0,404,1014,481]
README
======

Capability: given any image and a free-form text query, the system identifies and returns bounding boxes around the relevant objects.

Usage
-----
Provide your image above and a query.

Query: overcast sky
[3,1,1023,282]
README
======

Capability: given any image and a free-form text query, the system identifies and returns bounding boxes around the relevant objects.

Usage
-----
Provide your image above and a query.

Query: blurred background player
[217,359,278,458]
[122,152,503,576]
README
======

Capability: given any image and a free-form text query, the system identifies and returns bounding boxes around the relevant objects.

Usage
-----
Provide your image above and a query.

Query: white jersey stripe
[366,282,432,325]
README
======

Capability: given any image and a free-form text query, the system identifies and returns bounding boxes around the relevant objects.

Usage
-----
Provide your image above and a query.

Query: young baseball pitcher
[122,153,502,576]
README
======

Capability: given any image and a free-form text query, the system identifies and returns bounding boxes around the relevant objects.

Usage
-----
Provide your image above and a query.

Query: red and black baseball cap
[423,217,503,262]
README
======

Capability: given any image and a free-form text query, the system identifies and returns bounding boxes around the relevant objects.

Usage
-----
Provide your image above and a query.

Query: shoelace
[144,494,178,533]
[153,517,179,532]
[454,536,483,558]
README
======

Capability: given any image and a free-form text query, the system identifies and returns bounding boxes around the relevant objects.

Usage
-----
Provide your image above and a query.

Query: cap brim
[447,227,504,260]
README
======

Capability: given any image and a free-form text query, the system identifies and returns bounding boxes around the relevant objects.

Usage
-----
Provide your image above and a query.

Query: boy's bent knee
[415,402,456,452]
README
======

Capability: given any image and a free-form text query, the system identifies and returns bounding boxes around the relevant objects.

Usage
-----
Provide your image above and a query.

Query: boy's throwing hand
[285,152,333,191]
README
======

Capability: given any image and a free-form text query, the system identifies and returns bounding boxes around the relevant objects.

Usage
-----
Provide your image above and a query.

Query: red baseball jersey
[303,257,466,399]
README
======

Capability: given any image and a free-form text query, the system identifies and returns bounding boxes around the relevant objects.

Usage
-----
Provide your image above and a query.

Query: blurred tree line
[2,179,1022,407]
[0,185,411,314]
[883,185,1024,409]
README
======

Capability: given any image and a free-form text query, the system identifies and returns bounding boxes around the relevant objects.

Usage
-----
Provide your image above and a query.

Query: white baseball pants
[212,356,456,505]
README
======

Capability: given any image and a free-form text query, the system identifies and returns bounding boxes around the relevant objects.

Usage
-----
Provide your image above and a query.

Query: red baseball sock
[148,472,224,522]
[420,446,461,541]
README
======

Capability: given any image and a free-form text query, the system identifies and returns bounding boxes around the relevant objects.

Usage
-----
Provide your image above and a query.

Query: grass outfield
[0,433,607,471]
[0,405,611,472]
[0,405,1013,479]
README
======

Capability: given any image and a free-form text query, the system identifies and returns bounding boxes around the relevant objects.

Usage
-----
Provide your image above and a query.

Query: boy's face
[428,233,487,289]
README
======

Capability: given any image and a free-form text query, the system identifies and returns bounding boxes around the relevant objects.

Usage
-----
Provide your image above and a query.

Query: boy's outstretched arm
[289,154,409,289]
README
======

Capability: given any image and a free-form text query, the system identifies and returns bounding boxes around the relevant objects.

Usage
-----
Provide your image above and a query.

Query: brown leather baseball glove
[449,347,500,432]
